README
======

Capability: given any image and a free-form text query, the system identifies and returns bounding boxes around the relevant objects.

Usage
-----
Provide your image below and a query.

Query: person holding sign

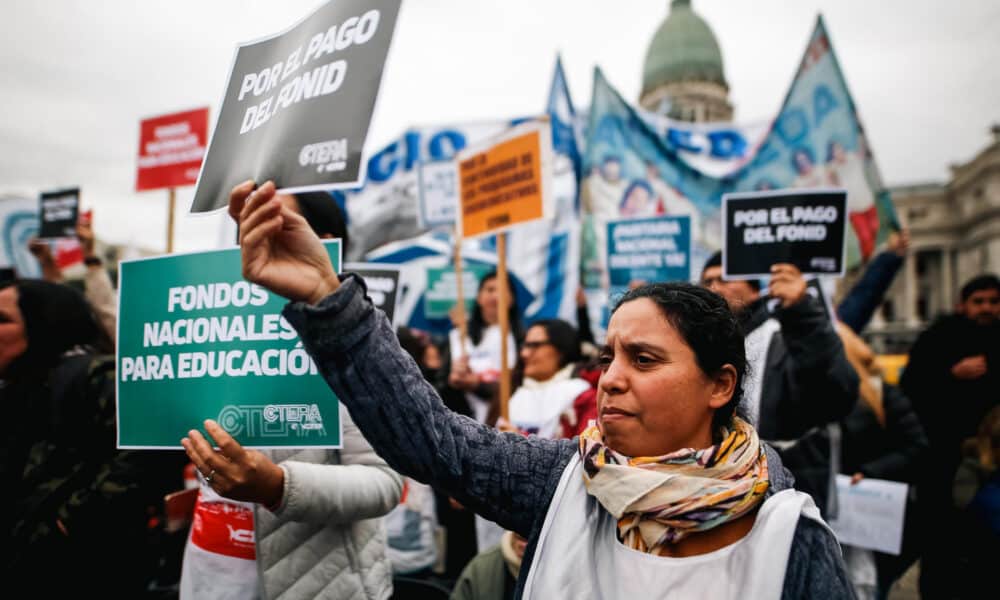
[447,271,521,426]
[228,179,853,599]
[179,184,401,600]
[701,252,858,516]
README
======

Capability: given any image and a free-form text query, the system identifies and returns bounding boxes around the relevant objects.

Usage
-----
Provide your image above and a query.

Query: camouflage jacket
[4,351,177,591]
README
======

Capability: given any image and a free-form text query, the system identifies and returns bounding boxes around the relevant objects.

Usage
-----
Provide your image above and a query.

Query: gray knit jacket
[283,275,856,600]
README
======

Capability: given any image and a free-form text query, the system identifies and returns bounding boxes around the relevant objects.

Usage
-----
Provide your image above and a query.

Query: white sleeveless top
[521,455,828,600]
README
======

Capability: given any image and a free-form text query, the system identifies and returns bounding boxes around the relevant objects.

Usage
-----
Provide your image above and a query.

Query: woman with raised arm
[225,180,855,600]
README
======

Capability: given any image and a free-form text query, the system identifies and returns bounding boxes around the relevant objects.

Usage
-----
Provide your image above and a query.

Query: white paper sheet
[828,475,908,555]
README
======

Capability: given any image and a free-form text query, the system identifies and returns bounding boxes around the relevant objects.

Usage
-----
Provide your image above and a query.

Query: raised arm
[282,275,572,535]
[228,180,573,537]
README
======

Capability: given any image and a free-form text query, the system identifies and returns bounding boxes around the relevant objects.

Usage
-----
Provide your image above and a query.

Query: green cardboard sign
[424,264,494,320]
[116,241,342,448]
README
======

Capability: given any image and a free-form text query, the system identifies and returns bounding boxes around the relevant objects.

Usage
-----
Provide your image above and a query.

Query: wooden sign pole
[496,231,511,421]
[453,235,468,356]
[166,187,176,254]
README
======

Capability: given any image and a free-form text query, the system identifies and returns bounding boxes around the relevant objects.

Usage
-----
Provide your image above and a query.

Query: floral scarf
[579,417,769,554]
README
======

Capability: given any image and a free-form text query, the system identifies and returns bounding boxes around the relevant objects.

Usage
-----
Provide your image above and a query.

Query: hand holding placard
[182,419,285,508]
[230,180,340,304]
[768,263,808,308]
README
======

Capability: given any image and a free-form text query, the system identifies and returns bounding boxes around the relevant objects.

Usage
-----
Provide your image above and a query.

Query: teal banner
[423,264,494,320]
[116,241,342,449]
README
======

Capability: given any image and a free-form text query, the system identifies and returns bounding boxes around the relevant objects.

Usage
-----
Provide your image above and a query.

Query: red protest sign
[136,107,209,191]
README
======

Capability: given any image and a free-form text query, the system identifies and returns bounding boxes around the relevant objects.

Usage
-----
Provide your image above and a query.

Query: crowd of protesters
[2,183,998,600]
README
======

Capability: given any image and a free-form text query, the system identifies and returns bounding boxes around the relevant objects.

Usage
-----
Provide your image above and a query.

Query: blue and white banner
[581,16,898,295]
[334,58,582,335]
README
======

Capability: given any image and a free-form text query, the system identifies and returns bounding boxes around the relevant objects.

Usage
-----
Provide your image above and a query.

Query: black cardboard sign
[722,189,847,279]
[39,188,80,239]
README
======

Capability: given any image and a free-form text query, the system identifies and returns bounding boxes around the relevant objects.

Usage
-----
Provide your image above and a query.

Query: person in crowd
[506,319,595,440]
[450,532,526,600]
[228,179,855,599]
[2,279,181,595]
[448,270,521,426]
[700,251,859,515]
[952,405,1000,599]
[835,322,928,599]
[835,229,910,334]
[28,213,117,343]
[179,190,403,600]
[900,273,1000,599]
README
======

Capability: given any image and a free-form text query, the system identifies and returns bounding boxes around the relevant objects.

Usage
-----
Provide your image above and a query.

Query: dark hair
[295,192,349,254]
[468,269,523,346]
[701,251,760,292]
[2,279,108,377]
[527,319,581,369]
[960,274,1000,302]
[396,326,429,366]
[612,282,747,438]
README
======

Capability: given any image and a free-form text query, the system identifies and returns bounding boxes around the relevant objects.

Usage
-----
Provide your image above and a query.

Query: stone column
[904,254,919,326]
[940,247,954,313]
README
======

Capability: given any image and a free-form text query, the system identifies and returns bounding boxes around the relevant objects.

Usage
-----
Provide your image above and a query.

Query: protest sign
[722,189,847,279]
[38,188,80,240]
[457,119,553,239]
[116,241,343,449]
[136,107,209,191]
[606,215,691,296]
[191,0,401,213]
[828,475,908,555]
[344,262,401,324]
[423,263,494,320]
[418,160,459,228]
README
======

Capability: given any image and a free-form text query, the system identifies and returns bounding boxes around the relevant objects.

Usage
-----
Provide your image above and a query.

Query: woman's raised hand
[229,180,340,304]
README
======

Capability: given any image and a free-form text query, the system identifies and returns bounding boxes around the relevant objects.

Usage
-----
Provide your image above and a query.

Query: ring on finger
[204,468,217,483]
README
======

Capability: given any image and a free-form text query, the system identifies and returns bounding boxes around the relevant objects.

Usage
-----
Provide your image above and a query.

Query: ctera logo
[217,404,326,438]
[263,404,325,431]
[299,139,348,173]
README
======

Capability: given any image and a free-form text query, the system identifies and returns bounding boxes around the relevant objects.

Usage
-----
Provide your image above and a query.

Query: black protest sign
[38,188,80,239]
[345,263,401,324]
[722,189,847,279]
[191,0,401,213]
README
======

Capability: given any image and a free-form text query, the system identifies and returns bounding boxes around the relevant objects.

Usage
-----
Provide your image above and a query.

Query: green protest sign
[116,241,342,449]
[424,263,494,320]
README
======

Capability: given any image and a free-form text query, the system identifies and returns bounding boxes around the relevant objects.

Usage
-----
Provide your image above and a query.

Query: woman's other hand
[181,419,285,508]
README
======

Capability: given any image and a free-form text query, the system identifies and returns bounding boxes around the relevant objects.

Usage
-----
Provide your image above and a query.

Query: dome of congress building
[640,0,734,122]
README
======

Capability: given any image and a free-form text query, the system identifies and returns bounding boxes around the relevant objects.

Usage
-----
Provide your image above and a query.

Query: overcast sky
[2,0,998,253]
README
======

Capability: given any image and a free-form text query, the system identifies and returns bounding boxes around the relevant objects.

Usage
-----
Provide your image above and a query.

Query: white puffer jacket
[257,405,403,599]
